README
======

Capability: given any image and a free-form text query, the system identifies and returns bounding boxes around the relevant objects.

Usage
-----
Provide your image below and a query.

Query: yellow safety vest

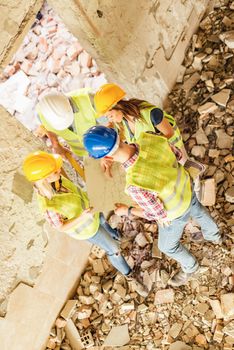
[125,133,192,220]
[37,88,97,156]
[37,176,100,240]
[122,105,184,150]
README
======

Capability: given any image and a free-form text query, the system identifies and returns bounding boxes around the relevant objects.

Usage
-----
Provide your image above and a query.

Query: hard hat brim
[52,154,63,172]
[23,152,63,182]
[95,87,126,116]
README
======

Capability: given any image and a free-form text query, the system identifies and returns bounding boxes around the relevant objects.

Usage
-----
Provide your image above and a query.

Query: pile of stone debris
[0,2,106,130]
[45,2,234,350]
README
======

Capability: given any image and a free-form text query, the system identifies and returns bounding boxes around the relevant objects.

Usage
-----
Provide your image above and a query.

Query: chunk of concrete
[219,30,234,49]
[183,72,200,94]
[221,293,234,318]
[154,289,175,304]
[225,186,234,203]
[11,172,33,204]
[60,300,77,320]
[169,341,192,350]
[211,89,231,107]
[215,129,233,149]
[198,102,218,115]
[200,179,216,206]
[209,299,224,319]
[103,324,130,346]
[65,319,83,350]
[191,145,206,158]
[195,128,209,144]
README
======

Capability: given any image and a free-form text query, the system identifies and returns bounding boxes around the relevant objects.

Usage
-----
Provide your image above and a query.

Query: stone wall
[0,2,91,349]
[49,0,209,104]
[0,107,46,313]
[0,0,44,68]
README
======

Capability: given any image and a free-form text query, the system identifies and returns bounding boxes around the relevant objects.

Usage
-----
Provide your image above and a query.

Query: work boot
[212,236,223,245]
[126,275,149,298]
[190,230,204,242]
[168,266,201,287]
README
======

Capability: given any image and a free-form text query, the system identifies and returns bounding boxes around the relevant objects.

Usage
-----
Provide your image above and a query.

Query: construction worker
[94,84,188,172]
[36,89,98,158]
[83,126,222,287]
[95,83,205,202]
[23,151,147,297]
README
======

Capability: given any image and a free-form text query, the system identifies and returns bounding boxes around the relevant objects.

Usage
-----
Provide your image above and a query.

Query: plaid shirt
[123,144,182,222]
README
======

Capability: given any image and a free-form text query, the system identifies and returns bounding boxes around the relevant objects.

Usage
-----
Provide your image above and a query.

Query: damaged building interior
[0,0,233,349]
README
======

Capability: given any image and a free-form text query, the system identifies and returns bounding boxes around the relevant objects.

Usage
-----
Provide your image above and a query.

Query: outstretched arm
[114,185,171,226]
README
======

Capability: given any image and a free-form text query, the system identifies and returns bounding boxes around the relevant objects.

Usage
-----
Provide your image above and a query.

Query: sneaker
[168,266,200,287]
[126,276,149,297]
[191,230,204,242]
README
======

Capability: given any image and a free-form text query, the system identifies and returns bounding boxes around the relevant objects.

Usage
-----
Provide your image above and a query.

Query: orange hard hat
[23,151,63,182]
[94,83,126,115]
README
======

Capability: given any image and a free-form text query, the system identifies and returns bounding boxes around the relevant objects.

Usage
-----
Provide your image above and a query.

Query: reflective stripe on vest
[37,176,100,240]
[125,133,192,220]
[121,106,184,151]
[37,88,97,156]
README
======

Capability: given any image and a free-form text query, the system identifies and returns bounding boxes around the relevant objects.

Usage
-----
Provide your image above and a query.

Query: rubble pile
[46,214,234,350]
[167,0,234,238]
[45,2,234,350]
[0,2,106,130]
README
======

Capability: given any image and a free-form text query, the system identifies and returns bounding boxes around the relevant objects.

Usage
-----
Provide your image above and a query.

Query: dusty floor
[0,0,233,349]
[47,2,234,350]
[0,1,106,313]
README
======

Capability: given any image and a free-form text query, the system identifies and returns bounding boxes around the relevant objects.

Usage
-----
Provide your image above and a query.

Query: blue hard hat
[83,126,118,159]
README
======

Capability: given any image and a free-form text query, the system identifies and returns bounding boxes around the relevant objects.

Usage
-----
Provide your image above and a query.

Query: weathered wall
[0,224,91,350]
[49,0,209,104]
[0,106,46,313]
[0,3,91,349]
[0,105,92,350]
[0,0,209,349]
[0,0,44,68]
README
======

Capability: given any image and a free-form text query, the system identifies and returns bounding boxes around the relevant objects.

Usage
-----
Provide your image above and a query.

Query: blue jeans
[99,213,120,241]
[158,191,220,273]
[88,219,131,275]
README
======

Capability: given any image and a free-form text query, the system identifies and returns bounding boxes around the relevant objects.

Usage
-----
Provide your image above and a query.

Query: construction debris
[200,178,216,206]
[0,2,106,131]
[44,2,233,349]
[103,325,130,346]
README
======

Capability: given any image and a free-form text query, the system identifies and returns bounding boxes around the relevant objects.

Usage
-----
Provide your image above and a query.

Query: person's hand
[157,218,171,227]
[114,203,129,216]
[79,207,94,220]
[33,125,47,138]
[83,207,94,214]
[100,158,113,178]
[52,143,70,160]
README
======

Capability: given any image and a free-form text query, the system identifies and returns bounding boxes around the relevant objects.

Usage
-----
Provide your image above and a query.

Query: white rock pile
[0,2,106,131]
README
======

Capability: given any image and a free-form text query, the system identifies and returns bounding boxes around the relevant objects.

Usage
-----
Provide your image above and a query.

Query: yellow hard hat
[94,83,126,115]
[23,151,63,182]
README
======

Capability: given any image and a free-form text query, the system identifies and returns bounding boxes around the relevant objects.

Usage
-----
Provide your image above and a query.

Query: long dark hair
[113,99,154,121]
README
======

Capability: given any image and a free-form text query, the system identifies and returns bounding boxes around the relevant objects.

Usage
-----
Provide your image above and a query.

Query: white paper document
[84,157,134,212]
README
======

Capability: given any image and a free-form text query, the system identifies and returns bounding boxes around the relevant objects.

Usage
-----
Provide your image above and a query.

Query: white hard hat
[38,93,74,130]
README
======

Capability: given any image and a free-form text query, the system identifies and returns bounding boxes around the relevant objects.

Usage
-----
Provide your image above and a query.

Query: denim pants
[158,191,220,273]
[88,216,131,275]
[99,213,120,241]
